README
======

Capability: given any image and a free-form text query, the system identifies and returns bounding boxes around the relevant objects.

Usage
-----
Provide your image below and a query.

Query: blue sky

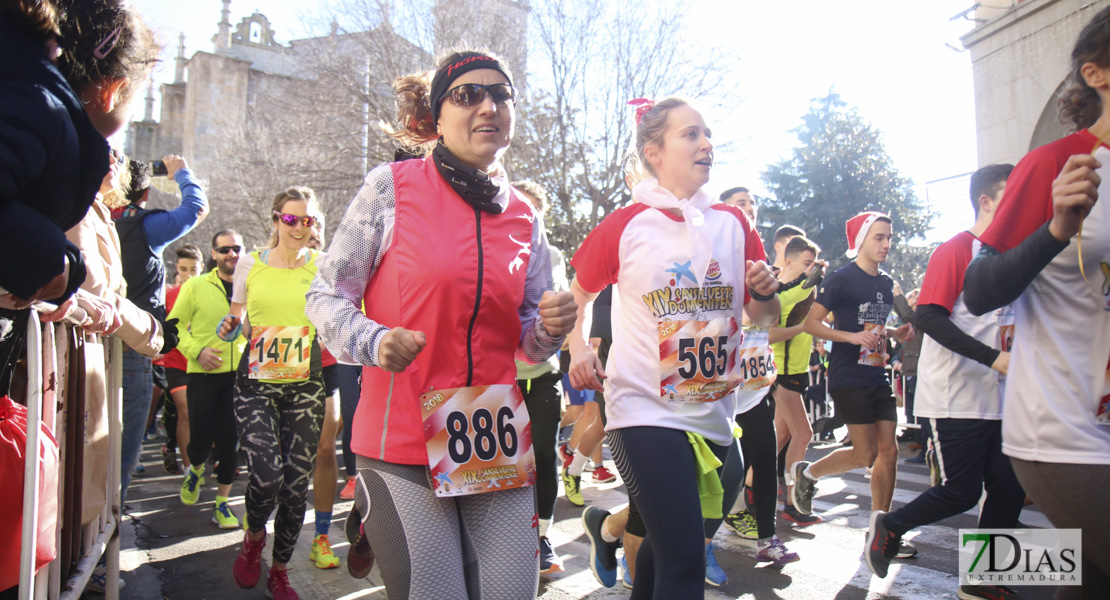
[129,0,982,242]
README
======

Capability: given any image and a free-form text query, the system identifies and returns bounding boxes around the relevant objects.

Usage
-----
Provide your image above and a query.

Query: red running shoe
[266,567,299,600]
[558,444,574,466]
[232,530,266,588]
[592,466,617,484]
[339,477,356,501]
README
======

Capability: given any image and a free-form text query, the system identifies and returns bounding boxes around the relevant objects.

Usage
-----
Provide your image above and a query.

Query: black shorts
[151,363,168,391]
[774,372,808,394]
[164,366,187,393]
[829,385,897,425]
[323,363,340,398]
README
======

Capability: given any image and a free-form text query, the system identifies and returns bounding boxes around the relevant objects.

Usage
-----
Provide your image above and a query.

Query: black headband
[429,52,513,123]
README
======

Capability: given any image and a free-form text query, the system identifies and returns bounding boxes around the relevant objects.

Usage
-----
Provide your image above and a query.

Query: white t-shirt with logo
[979,130,1110,465]
[915,232,1004,420]
[571,202,765,446]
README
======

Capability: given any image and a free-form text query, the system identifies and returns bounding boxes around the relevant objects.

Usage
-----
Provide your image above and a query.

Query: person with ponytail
[567,97,780,599]
[306,49,576,598]
[218,187,326,600]
[962,6,1110,596]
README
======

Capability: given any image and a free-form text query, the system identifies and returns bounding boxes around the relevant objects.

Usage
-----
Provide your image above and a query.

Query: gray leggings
[1010,458,1110,598]
[355,454,539,599]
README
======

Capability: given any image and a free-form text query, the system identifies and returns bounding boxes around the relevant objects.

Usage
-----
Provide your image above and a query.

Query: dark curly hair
[3,0,60,46]
[53,0,159,105]
[1058,6,1110,132]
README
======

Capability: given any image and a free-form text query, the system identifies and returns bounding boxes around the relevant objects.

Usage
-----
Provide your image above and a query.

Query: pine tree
[761,92,934,287]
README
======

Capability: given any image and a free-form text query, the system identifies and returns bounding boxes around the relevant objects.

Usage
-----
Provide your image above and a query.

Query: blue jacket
[0,18,107,300]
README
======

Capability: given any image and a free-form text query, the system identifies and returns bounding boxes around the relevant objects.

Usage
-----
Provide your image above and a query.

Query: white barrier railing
[17,307,122,600]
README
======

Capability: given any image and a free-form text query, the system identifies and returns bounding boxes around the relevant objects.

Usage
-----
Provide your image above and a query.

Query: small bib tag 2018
[659,317,740,403]
[421,385,536,498]
[248,326,310,380]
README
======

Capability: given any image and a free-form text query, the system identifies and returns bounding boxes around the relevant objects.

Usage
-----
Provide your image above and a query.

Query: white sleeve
[306,165,396,366]
[231,252,255,304]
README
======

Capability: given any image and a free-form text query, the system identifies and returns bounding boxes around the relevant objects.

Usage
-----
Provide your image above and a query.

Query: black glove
[159,317,180,354]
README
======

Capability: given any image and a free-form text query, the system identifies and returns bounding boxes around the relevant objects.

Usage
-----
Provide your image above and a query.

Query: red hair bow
[627,98,655,125]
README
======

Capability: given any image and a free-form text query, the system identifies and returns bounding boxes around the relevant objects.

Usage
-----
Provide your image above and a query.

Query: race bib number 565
[659,317,740,403]
[421,385,536,498]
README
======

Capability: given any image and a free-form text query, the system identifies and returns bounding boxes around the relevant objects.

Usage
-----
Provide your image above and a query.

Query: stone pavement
[83,436,1059,600]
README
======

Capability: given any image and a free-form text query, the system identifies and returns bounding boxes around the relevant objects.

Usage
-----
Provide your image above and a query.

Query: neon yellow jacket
[168,269,247,374]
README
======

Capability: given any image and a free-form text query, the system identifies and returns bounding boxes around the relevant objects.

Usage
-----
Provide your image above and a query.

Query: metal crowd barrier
[17,305,122,600]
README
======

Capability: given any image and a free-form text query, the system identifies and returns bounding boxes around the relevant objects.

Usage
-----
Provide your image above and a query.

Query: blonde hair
[267,186,320,249]
[627,97,692,182]
[100,153,133,209]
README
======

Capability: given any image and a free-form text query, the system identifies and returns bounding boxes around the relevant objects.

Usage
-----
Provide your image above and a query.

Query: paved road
[85,436,1059,600]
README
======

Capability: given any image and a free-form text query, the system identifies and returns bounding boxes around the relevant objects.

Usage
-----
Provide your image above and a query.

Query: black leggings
[519,371,562,522]
[609,426,733,600]
[337,364,361,478]
[186,371,238,485]
[732,394,778,539]
[235,371,324,564]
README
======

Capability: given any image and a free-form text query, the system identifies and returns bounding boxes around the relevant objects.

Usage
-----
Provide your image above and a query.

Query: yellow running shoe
[309,534,341,569]
[179,467,202,505]
[212,500,240,530]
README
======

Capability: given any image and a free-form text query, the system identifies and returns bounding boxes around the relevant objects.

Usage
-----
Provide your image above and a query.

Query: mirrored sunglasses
[214,245,242,255]
[442,83,516,107]
[273,211,317,228]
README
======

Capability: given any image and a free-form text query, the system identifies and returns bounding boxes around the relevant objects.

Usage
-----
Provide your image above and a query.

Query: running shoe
[581,506,620,587]
[132,462,145,474]
[339,477,356,501]
[344,506,375,579]
[926,446,941,487]
[561,467,584,506]
[789,461,817,515]
[905,452,926,465]
[558,444,574,466]
[161,446,182,475]
[592,466,617,484]
[620,555,632,589]
[539,536,564,575]
[723,510,758,540]
[705,544,727,587]
[180,467,202,505]
[957,584,1019,600]
[756,535,800,566]
[212,500,240,530]
[232,530,266,588]
[266,567,299,600]
[781,504,823,526]
[864,510,899,578]
[895,542,918,559]
[309,534,341,569]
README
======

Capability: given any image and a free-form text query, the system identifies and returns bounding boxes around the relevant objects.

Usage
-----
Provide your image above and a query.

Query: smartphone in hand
[150,160,168,176]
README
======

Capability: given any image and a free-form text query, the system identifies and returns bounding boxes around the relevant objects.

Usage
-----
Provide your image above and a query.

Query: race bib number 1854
[659,317,740,403]
[421,385,536,498]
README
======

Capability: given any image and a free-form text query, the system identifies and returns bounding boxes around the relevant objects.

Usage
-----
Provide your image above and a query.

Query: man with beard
[168,230,248,528]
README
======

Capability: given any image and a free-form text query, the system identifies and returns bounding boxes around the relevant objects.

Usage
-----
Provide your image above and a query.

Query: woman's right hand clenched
[378,327,427,373]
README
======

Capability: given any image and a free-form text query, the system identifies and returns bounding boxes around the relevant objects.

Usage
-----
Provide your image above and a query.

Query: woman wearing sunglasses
[306,49,576,598]
[219,187,326,600]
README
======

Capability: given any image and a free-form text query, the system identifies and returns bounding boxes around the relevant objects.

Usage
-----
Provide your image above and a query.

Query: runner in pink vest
[306,49,576,599]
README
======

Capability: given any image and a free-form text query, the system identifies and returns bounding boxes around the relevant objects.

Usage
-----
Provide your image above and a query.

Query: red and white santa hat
[845,211,888,258]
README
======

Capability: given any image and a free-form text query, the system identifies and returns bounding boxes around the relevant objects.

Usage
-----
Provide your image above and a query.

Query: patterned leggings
[234,371,324,564]
[354,454,539,599]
